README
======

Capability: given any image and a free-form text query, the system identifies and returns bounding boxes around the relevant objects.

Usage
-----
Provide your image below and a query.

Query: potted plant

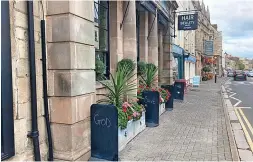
[157,87,171,115]
[161,84,174,111]
[94,59,146,153]
[138,63,161,127]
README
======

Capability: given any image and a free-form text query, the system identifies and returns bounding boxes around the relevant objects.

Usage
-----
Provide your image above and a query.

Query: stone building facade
[192,0,223,76]
[1,0,178,161]
[174,0,197,83]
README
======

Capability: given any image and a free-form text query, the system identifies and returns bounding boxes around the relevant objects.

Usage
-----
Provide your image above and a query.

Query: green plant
[118,108,128,129]
[202,76,208,81]
[202,66,211,73]
[158,87,171,103]
[137,61,146,76]
[95,58,106,81]
[236,61,245,70]
[117,59,136,77]
[140,63,158,88]
[97,64,136,108]
[97,61,137,129]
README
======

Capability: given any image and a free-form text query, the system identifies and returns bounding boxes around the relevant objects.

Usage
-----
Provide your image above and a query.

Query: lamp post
[213,56,217,83]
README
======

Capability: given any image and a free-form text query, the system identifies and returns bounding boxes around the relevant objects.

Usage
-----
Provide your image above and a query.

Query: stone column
[139,11,148,62]
[148,12,158,66]
[148,12,158,86]
[161,21,174,85]
[158,29,163,84]
[123,1,137,61]
[47,1,95,161]
[110,1,124,74]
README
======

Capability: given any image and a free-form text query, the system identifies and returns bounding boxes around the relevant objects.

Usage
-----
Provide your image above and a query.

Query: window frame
[1,1,15,160]
[94,0,110,79]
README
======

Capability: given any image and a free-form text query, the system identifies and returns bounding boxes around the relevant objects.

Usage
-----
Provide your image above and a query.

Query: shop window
[1,1,15,160]
[94,0,110,78]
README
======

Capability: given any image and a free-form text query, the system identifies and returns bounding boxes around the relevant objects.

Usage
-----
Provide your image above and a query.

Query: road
[224,77,253,140]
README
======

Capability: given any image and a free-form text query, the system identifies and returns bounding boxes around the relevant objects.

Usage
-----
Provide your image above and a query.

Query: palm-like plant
[97,60,136,108]
[141,63,158,88]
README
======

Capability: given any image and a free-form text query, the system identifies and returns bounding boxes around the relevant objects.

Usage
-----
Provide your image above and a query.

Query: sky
[204,0,253,59]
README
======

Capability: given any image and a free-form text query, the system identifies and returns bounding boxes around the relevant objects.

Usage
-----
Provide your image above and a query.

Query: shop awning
[139,1,156,15]
[172,44,184,57]
[185,56,197,63]
[158,11,169,26]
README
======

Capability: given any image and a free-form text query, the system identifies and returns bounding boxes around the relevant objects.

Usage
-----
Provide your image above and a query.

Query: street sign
[178,13,198,30]
[204,40,214,55]
[193,76,201,87]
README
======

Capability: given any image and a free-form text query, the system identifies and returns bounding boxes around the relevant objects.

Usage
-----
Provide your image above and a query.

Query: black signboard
[178,13,198,30]
[90,104,118,161]
[174,82,185,100]
[204,40,214,55]
[142,91,160,127]
[161,85,174,111]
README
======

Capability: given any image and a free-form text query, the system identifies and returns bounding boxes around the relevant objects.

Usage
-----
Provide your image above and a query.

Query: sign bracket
[147,8,157,39]
[120,1,130,29]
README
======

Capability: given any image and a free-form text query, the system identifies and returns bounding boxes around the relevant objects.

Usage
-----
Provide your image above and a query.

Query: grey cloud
[204,0,253,57]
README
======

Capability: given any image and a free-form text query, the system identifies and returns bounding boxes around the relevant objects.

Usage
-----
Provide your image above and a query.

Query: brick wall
[8,0,48,161]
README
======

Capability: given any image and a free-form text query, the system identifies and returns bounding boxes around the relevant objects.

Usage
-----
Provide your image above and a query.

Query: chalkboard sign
[174,82,185,100]
[142,91,159,127]
[161,85,174,111]
[90,104,118,161]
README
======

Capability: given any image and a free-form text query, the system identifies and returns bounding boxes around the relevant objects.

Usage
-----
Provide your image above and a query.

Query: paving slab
[229,111,239,121]
[120,79,232,161]
[238,149,253,161]
[234,130,247,143]
[232,123,242,130]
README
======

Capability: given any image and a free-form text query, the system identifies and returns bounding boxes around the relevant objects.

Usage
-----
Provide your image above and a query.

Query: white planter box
[159,103,166,116]
[118,112,146,151]
[118,120,133,151]
[133,112,146,137]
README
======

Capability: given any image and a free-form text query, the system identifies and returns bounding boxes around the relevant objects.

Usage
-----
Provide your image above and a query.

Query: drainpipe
[27,1,41,161]
[41,19,54,161]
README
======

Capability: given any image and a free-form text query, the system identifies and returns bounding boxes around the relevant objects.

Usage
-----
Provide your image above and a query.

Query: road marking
[235,108,253,152]
[235,107,252,109]
[228,92,242,107]
[229,92,236,97]
[234,100,242,107]
[239,109,253,135]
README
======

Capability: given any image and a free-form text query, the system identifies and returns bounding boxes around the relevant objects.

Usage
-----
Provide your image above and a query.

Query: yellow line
[238,108,253,138]
[235,108,253,151]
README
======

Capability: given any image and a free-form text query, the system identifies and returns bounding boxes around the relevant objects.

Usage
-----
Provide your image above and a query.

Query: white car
[247,71,253,77]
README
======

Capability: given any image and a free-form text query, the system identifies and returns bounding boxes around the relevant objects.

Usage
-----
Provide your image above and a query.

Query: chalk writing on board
[94,113,111,128]
[144,96,156,104]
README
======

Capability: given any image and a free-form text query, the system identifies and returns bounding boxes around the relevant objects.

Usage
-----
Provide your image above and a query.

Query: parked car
[234,70,247,81]
[227,71,234,77]
[244,70,249,75]
[247,71,253,77]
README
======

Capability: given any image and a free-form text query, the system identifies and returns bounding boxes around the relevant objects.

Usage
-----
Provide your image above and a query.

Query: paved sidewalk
[120,79,232,161]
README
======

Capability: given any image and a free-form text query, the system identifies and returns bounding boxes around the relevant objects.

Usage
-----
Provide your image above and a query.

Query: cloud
[204,0,253,58]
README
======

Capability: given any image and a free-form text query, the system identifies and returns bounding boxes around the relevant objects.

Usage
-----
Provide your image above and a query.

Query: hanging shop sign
[178,13,198,30]
[204,40,214,55]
